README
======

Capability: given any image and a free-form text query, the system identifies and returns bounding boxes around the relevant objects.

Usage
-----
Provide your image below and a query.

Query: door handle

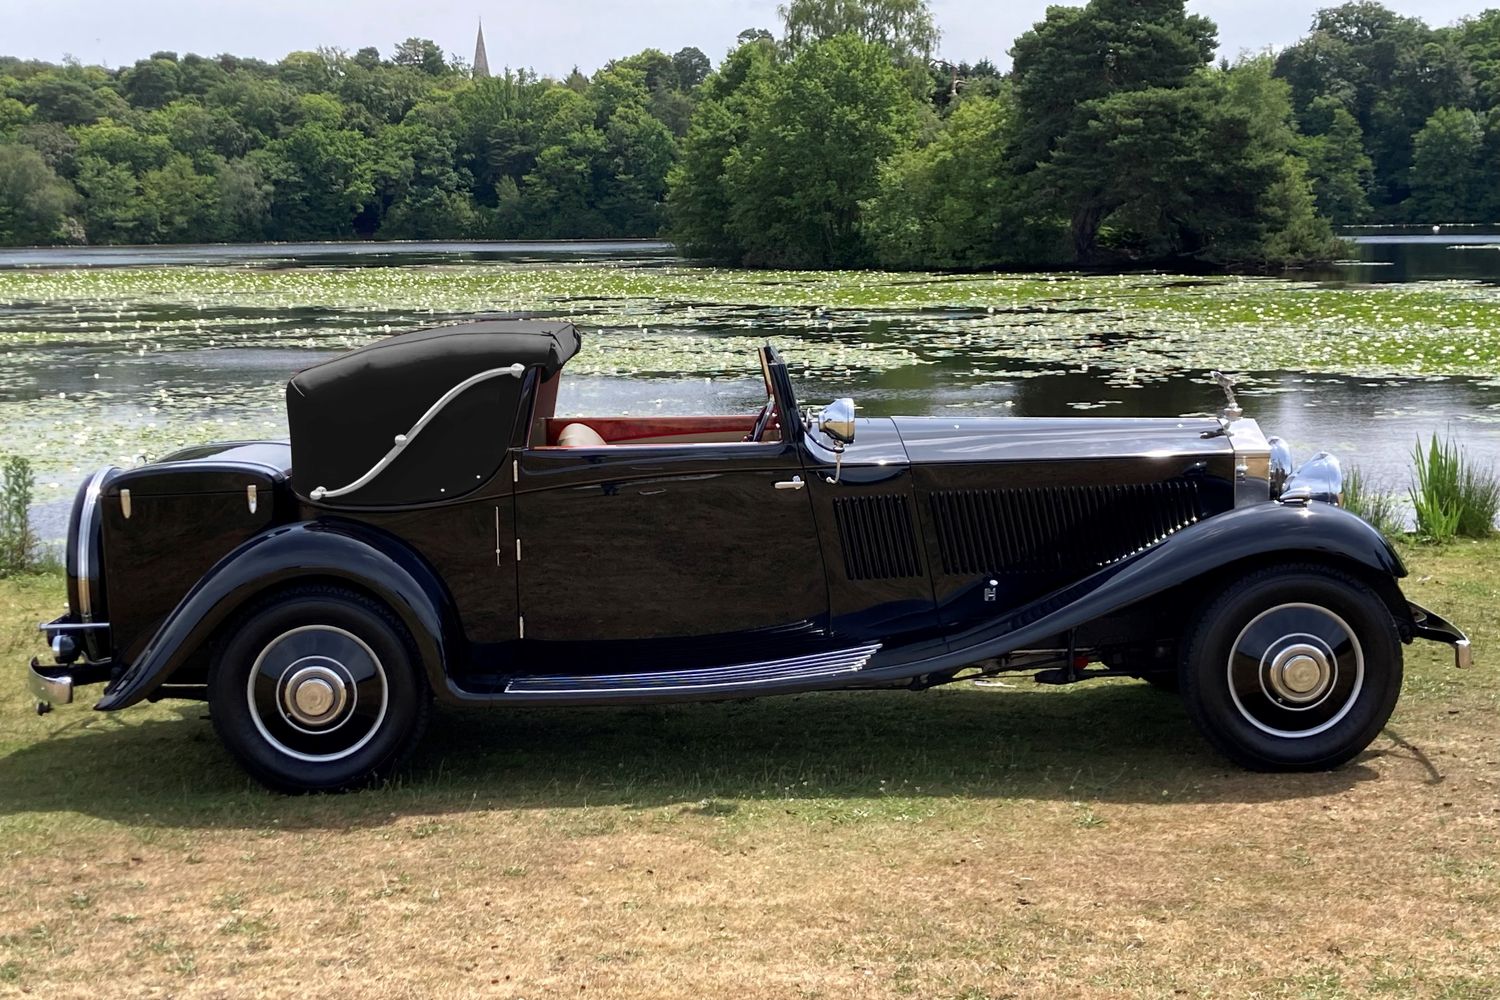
[774,476,805,491]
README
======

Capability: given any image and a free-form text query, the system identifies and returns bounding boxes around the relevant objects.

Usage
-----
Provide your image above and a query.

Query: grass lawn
[0,542,1496,999]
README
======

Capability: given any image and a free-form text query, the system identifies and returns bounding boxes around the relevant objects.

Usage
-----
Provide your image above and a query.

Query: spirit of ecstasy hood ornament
[1210,370,1243,422]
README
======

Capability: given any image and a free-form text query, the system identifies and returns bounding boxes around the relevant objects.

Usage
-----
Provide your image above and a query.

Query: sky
[2,0,1489,76]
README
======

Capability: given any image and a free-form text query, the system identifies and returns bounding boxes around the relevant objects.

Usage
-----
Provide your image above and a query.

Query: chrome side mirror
[820,398,856,445]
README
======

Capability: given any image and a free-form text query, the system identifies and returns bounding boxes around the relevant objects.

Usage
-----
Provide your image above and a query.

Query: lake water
[2,233,1497,543]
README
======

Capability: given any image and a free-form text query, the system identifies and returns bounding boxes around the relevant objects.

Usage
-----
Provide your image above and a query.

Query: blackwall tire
[1179,564,1402,772]
[209,586,430,793]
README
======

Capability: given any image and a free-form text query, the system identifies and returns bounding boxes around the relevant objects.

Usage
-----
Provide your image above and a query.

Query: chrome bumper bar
[28,657,113,710]
[30,615,114,712]
[1408,602,1472,669]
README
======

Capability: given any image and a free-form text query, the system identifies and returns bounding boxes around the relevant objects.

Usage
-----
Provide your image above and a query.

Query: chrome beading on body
[76,466,113,622]
[309,363,528,501]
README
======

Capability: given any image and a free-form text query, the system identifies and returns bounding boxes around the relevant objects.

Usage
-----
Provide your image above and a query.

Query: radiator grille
[930,480,1204,576]
[833,495,924,581]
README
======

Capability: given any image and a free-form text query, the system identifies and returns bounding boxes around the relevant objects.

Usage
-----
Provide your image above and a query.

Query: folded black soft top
[286,320,581,507]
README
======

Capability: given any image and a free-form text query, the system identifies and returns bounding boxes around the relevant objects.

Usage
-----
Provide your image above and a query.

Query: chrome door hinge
[120,488,132,519]
[515,538,522,562]
[512,462,519,483]
[247,483,258,514]
[518,615,525,639]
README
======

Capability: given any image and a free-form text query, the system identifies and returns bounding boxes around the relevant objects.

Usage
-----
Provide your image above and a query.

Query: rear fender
[95,520,462,711]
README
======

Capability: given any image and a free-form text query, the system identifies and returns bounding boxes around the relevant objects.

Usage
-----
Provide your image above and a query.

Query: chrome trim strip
[76,466,111,623]
[309,363,528,501]
[504,644,882,696]
[38,621,110,632]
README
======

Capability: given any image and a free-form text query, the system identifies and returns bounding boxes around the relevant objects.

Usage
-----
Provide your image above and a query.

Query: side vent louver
[833,495,924,581]
[931,480,1205,576]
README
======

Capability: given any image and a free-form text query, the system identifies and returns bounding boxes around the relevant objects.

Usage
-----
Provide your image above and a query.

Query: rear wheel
[1179,565,1402,771]
[209,586,430,793]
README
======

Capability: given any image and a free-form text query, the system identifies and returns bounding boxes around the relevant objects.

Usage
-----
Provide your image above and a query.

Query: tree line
[1,0,1498,270]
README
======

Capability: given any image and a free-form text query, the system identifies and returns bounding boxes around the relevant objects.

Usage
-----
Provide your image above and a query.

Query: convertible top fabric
[286,320,581,506]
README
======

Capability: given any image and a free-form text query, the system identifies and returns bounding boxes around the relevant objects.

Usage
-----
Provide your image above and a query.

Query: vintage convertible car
[29,320,1470,792]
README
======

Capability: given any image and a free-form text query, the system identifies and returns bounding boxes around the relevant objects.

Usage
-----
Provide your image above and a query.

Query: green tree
[74,155,147,243]
[1456,11,1500,108]
[75,120,173,173]
[1407,107,1486,223]
[1297,95,1373,223]
[863,90,1053,268]
[257,123,375,239]
[1012,0,1220,261]
[0,96,32,137]
[376,103,479,239]
[1038,57,1334,266]
[1275,3,1474,215]
[139,154,217,242]
[1010,0,1217,175]
[0,143,77,244]
[391,38,449,77]
[120,57,182,108]
[668,41,780,259]
[672,48,712,90]
[19,72,124,125]
[520,86,607,236]
[778,0,938,62]
[214,157,273,240]
[724,34,920,267]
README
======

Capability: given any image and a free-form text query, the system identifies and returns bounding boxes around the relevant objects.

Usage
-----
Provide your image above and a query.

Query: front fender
[872,501,1407,679]
[95,519,461,711]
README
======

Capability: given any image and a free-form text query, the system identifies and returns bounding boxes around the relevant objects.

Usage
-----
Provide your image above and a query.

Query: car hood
[888,416,1234,465]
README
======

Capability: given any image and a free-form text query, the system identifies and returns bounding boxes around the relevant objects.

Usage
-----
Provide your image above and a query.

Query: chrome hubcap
[1226,602,1364,739]
[1266,644,1333,703]
[247,625,388,762]
[282,665,348,726]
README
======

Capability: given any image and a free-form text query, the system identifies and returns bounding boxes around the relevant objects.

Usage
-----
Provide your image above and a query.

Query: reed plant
[0,456,36,576]
[1342,465,1404,539]
[1409,435,1500,542]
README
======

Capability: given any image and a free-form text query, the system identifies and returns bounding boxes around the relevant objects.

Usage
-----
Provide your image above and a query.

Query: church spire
[473,18,490,79]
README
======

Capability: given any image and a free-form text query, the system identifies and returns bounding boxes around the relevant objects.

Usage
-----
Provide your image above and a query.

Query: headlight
[1281,452,1343,506]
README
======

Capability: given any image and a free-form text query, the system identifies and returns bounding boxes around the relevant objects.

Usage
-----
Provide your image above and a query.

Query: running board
[503,644,881,699]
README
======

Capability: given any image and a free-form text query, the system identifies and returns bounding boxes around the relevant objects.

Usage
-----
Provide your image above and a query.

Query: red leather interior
[540,415,758,445]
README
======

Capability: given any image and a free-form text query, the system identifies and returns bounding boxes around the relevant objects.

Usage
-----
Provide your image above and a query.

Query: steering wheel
[746,394,779,443]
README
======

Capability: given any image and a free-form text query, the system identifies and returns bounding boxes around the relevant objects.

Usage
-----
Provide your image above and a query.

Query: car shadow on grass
[0,682,1393,830]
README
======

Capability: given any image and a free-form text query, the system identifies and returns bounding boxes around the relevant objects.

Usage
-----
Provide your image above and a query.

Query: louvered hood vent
[931,480,1205,576]
[833,495,924,581]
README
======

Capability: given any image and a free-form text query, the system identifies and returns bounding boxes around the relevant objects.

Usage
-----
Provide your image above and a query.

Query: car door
[512,366,828,675]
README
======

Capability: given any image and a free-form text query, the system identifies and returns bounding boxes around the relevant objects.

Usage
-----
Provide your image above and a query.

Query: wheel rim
[1226,602,1364,739]
[246,625,389,763]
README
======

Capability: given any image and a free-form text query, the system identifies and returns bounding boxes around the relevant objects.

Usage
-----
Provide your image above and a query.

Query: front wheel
[209,586,430,793]
[1179,565,1402,771]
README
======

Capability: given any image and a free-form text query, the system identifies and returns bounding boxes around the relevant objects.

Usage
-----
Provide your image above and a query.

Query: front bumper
[1408,602,1472,669]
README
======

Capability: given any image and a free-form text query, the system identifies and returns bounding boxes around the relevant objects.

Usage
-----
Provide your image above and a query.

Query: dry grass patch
[0,542,1497,998]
